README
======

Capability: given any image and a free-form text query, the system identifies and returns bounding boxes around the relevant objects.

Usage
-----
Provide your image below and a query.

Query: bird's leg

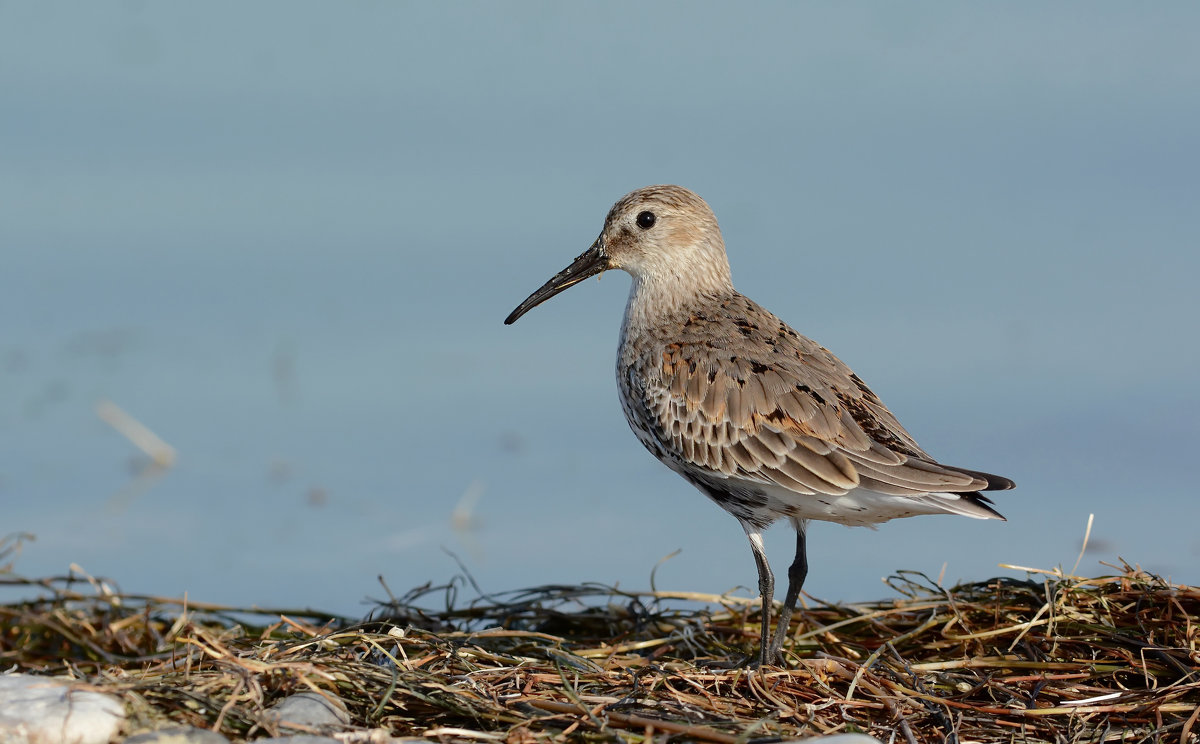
[741,523,774,668]
[766,519,808,664]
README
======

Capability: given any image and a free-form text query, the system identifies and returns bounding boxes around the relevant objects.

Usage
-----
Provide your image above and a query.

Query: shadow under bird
[504,185,1014,667]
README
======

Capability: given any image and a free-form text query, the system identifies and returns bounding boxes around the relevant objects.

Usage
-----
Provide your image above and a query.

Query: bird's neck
[621,269,735,339]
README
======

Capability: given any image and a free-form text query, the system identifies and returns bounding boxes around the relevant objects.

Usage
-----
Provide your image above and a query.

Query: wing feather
[761,465,820,494]
[755,427,790,457]
[727,441,760,471]
[851,458,977,491]
[783,442,859,490]
[775,457,847,493]
[740,433,785,467]
[624,292,1010,507]
[700,372,726,419]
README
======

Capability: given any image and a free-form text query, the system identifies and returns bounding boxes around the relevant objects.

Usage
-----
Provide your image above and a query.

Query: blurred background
[2,3,1197,616]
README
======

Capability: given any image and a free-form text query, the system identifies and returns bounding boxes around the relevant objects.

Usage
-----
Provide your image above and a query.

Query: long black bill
[504,240,610,325]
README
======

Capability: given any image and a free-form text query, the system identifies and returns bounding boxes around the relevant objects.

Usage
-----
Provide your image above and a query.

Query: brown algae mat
[2,557,1198,743]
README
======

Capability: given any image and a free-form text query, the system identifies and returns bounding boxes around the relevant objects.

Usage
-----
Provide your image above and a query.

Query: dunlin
[505,185,1014,666]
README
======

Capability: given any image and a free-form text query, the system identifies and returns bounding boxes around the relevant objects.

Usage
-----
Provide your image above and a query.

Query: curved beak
[504,240,611,325]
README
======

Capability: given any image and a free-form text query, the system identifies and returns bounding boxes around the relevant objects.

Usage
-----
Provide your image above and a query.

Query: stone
[267,691,350,730]
[0,673,125,744]
[123,726,231,744]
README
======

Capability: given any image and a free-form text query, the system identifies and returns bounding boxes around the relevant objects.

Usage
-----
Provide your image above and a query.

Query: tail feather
[928,465,1011,520]
[916,490,1007,521]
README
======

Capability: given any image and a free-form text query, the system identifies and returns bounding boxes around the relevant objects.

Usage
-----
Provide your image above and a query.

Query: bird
[504,185,1014,667]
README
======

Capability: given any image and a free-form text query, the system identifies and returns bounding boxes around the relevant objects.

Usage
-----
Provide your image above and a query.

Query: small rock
[124,727,231,744]
[255,737,341,744]
[0,673,124,744]
[267,691,350,730]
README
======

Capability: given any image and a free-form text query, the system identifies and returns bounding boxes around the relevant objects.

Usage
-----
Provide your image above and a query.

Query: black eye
[636,211,656,230]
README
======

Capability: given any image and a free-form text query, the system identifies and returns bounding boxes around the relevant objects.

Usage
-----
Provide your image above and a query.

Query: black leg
[767,520,808,664]
[741,523,774,667]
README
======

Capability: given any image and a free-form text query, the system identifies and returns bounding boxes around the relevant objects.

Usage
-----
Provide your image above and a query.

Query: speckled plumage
[505,185,1014,666]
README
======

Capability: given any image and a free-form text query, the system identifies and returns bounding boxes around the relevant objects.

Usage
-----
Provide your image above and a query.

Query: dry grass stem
[3,551,1198,742]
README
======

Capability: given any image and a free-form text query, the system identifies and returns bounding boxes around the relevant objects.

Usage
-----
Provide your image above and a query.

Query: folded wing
[636,295,1012,513]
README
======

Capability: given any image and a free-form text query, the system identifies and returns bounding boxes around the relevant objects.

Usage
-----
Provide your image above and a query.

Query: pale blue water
[2,3,1198,616]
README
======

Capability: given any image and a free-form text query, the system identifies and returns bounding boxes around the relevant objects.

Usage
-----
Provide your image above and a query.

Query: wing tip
[947,466,1015,492]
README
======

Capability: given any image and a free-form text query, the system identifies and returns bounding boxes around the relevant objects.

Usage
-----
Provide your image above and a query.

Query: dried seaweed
[3,549,1198,743]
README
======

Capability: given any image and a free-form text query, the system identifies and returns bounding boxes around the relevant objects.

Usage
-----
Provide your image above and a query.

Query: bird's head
[504,185,732,325]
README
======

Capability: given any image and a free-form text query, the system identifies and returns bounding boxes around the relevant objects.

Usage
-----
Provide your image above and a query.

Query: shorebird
[504,185,1014,666]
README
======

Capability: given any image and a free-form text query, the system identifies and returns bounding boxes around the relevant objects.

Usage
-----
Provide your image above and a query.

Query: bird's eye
[636,211,657,230]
